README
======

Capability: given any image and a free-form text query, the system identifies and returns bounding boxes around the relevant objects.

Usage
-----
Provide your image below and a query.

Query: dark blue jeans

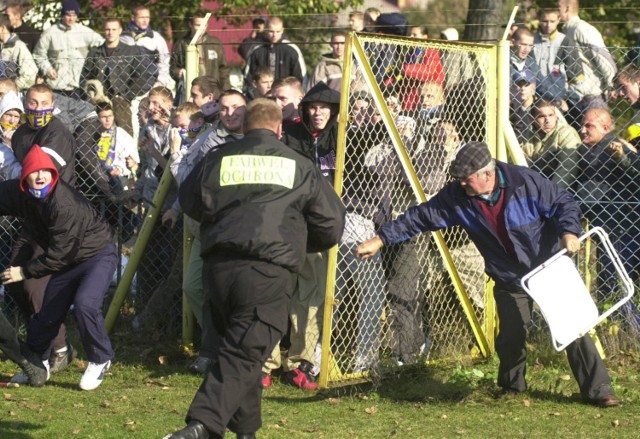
[27,244,117,364]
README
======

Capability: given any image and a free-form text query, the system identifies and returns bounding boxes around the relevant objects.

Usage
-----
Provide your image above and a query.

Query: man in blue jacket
[355,141,620,408]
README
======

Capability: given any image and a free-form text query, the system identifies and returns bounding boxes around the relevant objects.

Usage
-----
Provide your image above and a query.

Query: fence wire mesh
[323,34,497,387]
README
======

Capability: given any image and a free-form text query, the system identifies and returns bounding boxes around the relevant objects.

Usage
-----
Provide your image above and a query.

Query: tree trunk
[463,0,504,42]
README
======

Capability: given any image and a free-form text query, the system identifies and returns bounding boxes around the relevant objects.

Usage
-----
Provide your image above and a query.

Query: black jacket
[12,117,76,185]
[282,82,340,184]
[179,128,345,273]
[0,179,113,279]
[248,42,303,82]
[81,42,157,101]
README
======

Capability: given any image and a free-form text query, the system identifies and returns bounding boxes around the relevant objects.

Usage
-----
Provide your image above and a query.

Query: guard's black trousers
[186,257,292,436]
[495,283,614,400]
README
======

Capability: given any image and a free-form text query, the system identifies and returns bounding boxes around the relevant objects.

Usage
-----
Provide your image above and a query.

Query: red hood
[20,144,60,194]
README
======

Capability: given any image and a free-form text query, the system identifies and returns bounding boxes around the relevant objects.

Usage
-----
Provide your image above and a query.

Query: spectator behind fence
[33,0,103,100]
[165,92,247,376]
[575,108,640,283]
[307,31,346,93]
[0,89,23,147]
[270,76,304,124]
[0,145,117,391]
[509,69,567,143]
[364,7,381,32]
[266,82,340,390]
[557,0,617,129]
[167,97,345,439]
[237,16,267,62]
[171,9,230,92]
[533,7,585,112]
[247,66,274,101]
[81,17,157,137]
[349,11,365,33]
[510,27,543,93]
[615,64,640,148]
[5,83,78,380]
[94,101,139,194]
[245,17,305,94]
[402,25,445,111]
[356,141,620,408]
[189,76,221,124]
[121,5,174,90]
[521,99,581,189]
[4,3,41,53]
[0,14,37,91]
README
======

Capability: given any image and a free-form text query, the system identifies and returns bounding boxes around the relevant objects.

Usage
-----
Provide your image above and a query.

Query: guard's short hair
[244,98,282,132]
[252,66,274,82]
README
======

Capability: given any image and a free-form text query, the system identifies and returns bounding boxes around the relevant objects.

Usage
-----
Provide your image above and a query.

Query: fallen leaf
[550,412,561,417]
[4,393,12,400]
[70,428,81,435]
[73,403,84,409]
[101,400,110,408]
[611,420,619,427]
[158,356,169,365]
[441,414,448,419]
[593,414,603,419]
[9,411,16,416]
[559,375,571,381]
[327,398,341,405]
[125,420,135,425]
[523,399,531,407]
[364,406,378,414]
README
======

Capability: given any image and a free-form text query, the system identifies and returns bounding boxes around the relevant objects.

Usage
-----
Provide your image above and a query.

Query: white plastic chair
[521,227,635,351]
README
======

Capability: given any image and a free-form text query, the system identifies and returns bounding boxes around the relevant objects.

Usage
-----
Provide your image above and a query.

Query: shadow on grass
[0,419,43,438]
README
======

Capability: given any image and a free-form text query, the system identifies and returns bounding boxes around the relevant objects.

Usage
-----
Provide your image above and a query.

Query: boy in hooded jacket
[0,145,117,390]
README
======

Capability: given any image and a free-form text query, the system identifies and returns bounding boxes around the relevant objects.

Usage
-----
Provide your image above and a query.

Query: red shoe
[261,373,272,388]
[282,361,318,390]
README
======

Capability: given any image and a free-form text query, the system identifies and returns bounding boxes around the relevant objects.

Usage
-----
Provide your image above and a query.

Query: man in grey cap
[355,141,620,408]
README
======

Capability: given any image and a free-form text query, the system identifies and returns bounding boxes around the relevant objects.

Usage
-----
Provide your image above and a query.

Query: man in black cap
[355,141,620,408]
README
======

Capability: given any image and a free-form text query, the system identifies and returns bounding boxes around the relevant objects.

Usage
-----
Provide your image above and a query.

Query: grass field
[1,333,639,439]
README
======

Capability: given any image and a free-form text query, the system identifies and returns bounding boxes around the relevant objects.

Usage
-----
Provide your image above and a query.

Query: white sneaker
[79,360,111,390]
[11,360,50,384]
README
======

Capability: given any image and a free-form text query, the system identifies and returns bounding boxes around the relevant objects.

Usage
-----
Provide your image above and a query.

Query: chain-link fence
[320,33,498,388]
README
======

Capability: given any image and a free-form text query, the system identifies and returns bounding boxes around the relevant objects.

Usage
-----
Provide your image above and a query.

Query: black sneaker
[18,343,48,387]
[49,344,77,373]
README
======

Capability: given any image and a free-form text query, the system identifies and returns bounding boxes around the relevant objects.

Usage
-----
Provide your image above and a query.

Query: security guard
[168,98,346,439]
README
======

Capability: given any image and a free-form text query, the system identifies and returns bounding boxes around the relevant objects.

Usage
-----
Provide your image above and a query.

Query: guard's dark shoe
[188,356,214,375]
[49,344,77,373]
[17,344,48,387]
[592,394,620,408]
[236,433,256,439]
[495,388,521,401]
[282,360,318,390]
[168,421,210,439]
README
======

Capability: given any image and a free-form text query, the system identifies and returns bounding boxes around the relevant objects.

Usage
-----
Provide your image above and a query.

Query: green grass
[2,336,639,439]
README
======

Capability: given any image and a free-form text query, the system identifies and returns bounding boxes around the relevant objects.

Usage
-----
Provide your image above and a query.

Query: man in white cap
[356,141,620,408]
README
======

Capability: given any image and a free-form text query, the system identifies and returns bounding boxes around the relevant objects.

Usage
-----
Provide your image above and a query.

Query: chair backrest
[523,255,599,348]
[521,227,634,351]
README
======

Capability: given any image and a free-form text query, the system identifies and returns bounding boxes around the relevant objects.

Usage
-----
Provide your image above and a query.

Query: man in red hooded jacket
[0,145,117,391]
